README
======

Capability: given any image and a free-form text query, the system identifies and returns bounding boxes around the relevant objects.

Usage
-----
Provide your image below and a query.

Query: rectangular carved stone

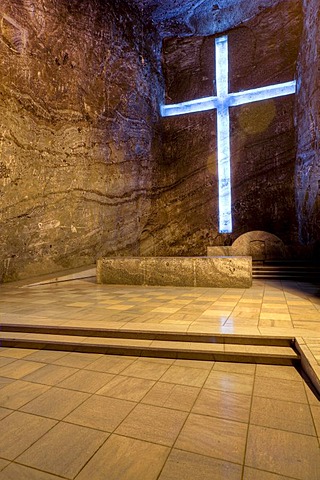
[97,256,252,288]
[194,257,252,288]
[145,257,195,287]
[97,258,145,285]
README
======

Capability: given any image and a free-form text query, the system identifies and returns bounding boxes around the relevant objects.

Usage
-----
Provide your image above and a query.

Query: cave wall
[0,0,161,282]
[295,0,320,251]
[142,0,302,256]
[137,0,285,38]
[1,0,317,277]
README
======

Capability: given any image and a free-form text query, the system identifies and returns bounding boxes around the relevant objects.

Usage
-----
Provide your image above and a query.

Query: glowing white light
[161,35,296,234]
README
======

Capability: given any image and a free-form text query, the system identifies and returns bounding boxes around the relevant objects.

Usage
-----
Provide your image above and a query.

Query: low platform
[1,273,319,395]
[0,324,298,365]
[97,256,252,288]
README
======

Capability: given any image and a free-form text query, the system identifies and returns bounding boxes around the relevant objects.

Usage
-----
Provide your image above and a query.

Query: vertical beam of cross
[215,36,232,233]
[161,35,296,234]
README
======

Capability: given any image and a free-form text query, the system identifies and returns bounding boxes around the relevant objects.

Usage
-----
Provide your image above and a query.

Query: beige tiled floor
[1,277,320,338]
[0,276,320,478]
[0,350,317,479]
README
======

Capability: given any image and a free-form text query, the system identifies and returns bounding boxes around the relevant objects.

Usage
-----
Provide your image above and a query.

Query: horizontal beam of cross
[160,81,296,117]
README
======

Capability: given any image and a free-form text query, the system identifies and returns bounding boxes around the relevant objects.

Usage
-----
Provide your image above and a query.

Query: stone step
[0,324,299,364]
[254,276,319,281]
[254,265,320,270]
[252,263,320,280]
[253,271,320,278]
[0,324,292,345]
[253,274,319,280]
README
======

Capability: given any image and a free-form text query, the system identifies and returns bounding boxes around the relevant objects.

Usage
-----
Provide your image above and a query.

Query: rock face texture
[295,0,320,249]
[0,0,161,281]
[131,0,285,38]
[143,0,302,256]
[1,0,318,281]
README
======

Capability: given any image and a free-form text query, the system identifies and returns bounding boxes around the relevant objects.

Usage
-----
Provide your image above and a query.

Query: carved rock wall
[144,0,302,256]
[131,0,285,38]
[295,0,320,249]
[0,0,161,281]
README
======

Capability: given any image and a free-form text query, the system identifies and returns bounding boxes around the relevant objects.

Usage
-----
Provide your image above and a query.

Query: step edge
[0,337,299,359]
[0,324,294,345]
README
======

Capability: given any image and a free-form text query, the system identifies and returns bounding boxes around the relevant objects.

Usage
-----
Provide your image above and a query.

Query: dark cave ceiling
[128,0,283,37]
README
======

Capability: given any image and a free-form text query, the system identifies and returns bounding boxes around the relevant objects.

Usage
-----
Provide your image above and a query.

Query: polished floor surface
[0,276,320,478]
[0,349,318,479]
[1,276,320,366]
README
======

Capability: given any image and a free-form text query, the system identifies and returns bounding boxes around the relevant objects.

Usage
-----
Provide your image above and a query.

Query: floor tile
[0,348,37,359]
[22,364,78,386]
[175,413,247,464]
[58,369,115,393]
[0,463,62,480]
[243,467,296,479]
[96,375,155,401]
[192,388,251,423]
[120,359,170,380]
[0,360,46,379]
[159,449,242,480]
[76,434,169,480]
[159,365,209,387]
[311,404,320,437]
[0,460,9,472]
[204,370,254,396]
[292,313,320,321]
[20,387,90,420]
[0,407,12,420]
[115,403,187,446]
[85,355,137,374]
[0,411,56,460]
[0,380,50,409]
[65,395,135,432]
[228,312,260,321]
[141,382,200,411]
[17,422,108,479]
[253,376,308,403]
[139,352,175,367]
[250,396,316,435]
[245,424,320,480]
[304,383,320,406]
[213,362,256,375]
[53,352,102,368]
[255,365,302,382]
[23,350,69,363]
[138,356,174,365]
[200,309,233,316]
[0,377,14,389]
[173,359,214,369]
[0,357,15,368]
[259,320,294,328]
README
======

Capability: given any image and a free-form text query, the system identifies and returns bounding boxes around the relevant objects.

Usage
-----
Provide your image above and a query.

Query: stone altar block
[97,256,252,288]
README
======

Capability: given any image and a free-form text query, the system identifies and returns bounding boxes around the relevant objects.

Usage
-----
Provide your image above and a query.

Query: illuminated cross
[161,35,296,233]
